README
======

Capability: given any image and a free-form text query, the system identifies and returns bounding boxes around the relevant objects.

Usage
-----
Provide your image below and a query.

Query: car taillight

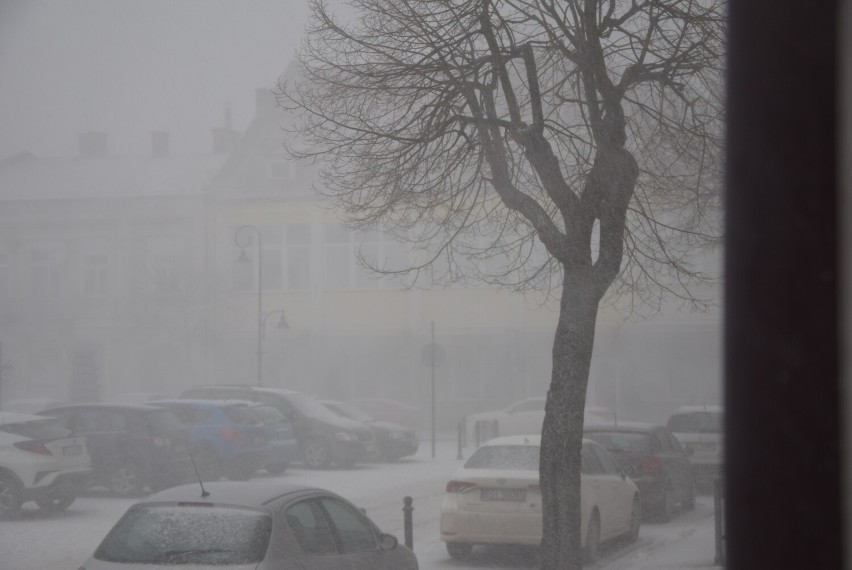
[640,456,662,475]
[219,427,241,441]
[14,440,52,455]
[446,480,477,493]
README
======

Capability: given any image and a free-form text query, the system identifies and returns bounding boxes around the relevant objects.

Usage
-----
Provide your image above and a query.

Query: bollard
[403,496,414,549]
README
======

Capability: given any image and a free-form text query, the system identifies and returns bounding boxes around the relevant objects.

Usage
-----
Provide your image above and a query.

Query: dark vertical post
[431,320,436,459]
[726,0,842,568]
[403,496,413,549]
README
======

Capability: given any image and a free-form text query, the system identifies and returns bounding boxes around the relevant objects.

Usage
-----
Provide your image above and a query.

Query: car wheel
[265,462,289,476]
[0,472,23,519]
[303,439,331,469]
[584,511,601,564]
[683,480,696,510]
[105,462,145,497]
[628,495,641,542]
[447,542,473,560]
[191,448,222,482]
[35,486,76,513]
[657,483,675,522]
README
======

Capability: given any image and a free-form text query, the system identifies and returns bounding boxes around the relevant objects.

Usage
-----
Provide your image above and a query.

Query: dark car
[81,480,418,570]
[40,403,191,497]
[584,422,695,521]
[149,399,292,481]
[320,400,419,461]
[248,402,301,475]
[180,386,375,469]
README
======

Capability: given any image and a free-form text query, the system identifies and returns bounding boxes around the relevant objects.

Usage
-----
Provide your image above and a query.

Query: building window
[231,224,312,292]
[324,223,406,290]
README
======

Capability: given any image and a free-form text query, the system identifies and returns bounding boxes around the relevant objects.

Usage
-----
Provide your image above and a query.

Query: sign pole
[431,320,436,459]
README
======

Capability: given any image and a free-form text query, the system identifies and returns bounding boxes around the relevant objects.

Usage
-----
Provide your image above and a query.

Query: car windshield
[584,432,650,454]
[326,402,374,423]
[464,444,540,470]
[0,418,70,440]
[252,405,288,424]
[668,412,723,434]
[94,504,272,565]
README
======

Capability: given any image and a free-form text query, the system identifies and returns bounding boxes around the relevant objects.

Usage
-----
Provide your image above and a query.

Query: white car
[465,397,611,444]
[0,412,91,517]
[666,405,724,483]
[441,435,640,562]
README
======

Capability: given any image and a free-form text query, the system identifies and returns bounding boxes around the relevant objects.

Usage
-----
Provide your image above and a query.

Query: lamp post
[260,309,289,385]
[234,225,263,386]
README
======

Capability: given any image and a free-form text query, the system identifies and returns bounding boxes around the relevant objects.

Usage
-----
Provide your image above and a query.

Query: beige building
[0,89,720,429]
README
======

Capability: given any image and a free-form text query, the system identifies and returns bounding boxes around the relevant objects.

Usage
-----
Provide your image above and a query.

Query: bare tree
[279,0,724,568]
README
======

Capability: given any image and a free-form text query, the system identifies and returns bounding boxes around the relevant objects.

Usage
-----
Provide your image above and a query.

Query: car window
[94,504,272,565]
[0,417,70,439]
[464,444,540,470]
[285,500,338,555]
[225,404,263,425]
[325,402,373,422]
[143,410,185,435]
[653,430,677,453]
[581,445,604,475]
[591,444,621,475]
[665,430,686,454]
[319,498,377,553]
[252,405,288,424]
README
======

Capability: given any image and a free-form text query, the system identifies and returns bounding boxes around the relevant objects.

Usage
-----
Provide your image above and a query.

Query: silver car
[80,480,418,570]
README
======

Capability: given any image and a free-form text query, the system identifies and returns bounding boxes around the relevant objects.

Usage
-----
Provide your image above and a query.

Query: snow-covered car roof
[141,480,319,509]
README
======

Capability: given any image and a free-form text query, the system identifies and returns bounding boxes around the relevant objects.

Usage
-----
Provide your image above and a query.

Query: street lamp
[234,225,264,386]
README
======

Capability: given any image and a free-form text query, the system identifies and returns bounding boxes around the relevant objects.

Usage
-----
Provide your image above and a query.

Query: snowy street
[0,440,722,570]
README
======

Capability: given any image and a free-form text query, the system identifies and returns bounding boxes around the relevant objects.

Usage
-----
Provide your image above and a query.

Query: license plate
[62,445,83,456]
[481,488,526,501]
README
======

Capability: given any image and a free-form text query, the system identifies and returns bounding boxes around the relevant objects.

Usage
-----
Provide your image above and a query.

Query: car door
[284,498,352,570]
[316,496,388,570]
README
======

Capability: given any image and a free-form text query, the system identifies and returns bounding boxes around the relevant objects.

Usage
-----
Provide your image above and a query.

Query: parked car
[666,405,724,483]
[247,402,301,474]
[350,398,419,432]
[81,480,419,569]
[39,403,191,497]
[320,400,419,461]
[464,397,611,443]
[440,435,640,562]
[180,386,375,469]
[149,399,291,481]
[107,392,172,404]
[584,421,695,521]
[0,412,91,517]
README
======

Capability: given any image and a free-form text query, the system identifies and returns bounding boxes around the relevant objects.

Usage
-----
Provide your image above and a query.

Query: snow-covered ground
[0,440,722,569]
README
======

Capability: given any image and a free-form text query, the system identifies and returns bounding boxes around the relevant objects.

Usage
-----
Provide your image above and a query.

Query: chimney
[151,131,170,158]
[78,131,108,158]
[212,102,240,155]
[256,88,277,118]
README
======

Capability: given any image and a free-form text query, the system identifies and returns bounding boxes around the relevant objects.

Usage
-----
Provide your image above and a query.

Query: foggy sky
[0,0,316,159]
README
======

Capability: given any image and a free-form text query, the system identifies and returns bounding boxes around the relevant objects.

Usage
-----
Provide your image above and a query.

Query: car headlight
[334,431,357,441]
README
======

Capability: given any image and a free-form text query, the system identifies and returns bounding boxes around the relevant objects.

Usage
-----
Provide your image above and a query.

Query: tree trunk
[539,267,600,570]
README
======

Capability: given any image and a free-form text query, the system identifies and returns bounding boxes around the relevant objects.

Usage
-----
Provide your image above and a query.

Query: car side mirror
[379,533,398,551]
